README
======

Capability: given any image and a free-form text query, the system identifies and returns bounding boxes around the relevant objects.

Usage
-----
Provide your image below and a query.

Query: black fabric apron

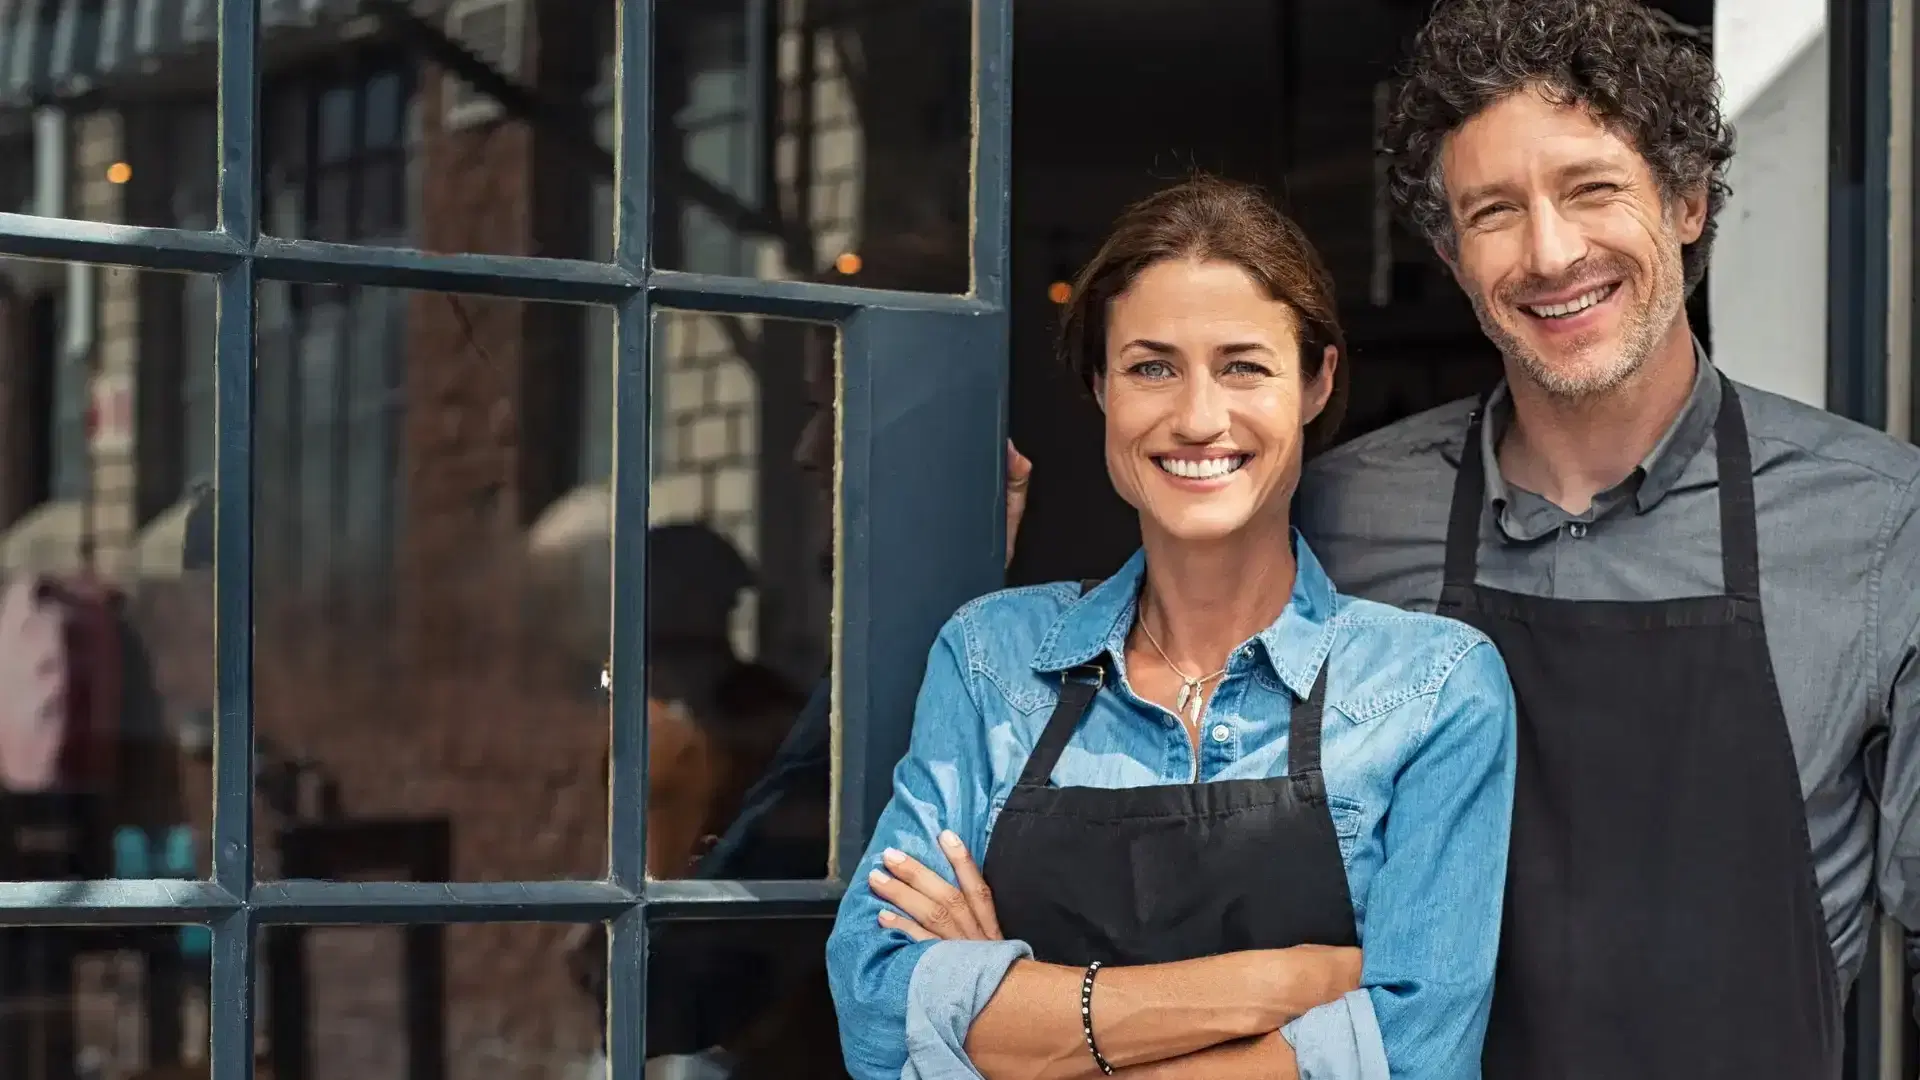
[1438,376,1841,1080]
[981,582,1357,967]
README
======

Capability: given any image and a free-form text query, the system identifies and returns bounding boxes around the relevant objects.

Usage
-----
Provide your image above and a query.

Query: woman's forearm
[1122,1031,1298,1079]
[964,946,1357,1080]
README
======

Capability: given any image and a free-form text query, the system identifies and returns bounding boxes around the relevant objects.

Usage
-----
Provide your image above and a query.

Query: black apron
[1438,376,1841,1080]
[981,582,1357,967]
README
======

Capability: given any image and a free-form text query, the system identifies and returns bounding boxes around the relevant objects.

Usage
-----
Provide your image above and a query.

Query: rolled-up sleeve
[1295,637,1515,1080]
[826,615,1025,1080]
[1282,990,1391,1079]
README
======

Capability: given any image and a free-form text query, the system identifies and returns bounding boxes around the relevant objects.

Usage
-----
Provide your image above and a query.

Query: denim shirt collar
[1028,530,1339,701]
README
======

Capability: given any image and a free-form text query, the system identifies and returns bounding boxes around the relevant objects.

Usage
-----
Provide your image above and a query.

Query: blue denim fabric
[826,535,1516,1079]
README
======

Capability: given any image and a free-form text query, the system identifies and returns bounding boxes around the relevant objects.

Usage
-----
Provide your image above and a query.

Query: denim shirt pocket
[1325,795,1364,865]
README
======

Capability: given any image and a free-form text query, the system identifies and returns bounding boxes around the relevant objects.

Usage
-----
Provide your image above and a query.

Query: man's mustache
[1498,258,1633,307]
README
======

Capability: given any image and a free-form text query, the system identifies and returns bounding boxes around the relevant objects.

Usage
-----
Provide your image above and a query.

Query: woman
[825,176,1516,1080]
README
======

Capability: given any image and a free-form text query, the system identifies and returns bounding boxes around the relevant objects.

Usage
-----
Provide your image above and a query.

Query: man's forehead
[1442,91,1643,197]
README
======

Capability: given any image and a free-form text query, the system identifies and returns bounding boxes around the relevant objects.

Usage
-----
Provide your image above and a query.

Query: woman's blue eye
[1130,360,1175,378]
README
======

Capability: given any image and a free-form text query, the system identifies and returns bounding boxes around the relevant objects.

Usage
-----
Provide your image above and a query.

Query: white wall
[1710,0,1830,408]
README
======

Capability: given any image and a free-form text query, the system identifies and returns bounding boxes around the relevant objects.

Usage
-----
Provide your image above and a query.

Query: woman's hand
[1006,440,1032,569]
[867,830,1003,941]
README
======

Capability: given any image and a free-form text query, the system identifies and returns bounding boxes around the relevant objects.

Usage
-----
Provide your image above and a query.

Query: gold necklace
[1137,610,1229,728]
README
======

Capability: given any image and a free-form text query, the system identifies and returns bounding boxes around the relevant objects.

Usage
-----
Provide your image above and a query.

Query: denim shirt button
[1209,723,1232,744]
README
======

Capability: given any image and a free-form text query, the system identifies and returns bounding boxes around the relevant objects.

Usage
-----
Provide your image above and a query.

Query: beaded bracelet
[1081,960,1116,1075]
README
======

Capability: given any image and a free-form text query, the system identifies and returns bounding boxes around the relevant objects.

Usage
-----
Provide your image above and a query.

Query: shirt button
[1210,724,1232,743]
[1568,522,1588,539]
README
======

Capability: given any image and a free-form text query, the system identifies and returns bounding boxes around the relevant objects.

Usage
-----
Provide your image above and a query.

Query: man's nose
[1523,204,1588,281]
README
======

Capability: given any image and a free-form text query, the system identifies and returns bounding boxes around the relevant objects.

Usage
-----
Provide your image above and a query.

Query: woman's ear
[1092,373,1108,413]
[1303,344,1339,423]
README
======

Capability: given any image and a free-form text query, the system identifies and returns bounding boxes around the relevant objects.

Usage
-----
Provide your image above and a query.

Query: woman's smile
[1152,451,1254,489]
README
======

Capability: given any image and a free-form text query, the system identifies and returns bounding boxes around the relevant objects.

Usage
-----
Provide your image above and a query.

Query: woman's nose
[1172,377,1229,438]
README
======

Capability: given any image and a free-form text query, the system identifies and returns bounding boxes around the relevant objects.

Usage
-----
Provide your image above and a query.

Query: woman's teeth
[1156,455,1250,480]
[1525,284,1616,319]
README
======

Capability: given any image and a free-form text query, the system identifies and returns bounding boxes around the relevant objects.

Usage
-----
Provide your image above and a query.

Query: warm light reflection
[1048,280,1072,305]
[106,162,132,184]
[835,251,863,275]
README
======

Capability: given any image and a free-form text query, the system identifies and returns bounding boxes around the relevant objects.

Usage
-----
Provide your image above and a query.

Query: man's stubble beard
[1468,234,1688,404]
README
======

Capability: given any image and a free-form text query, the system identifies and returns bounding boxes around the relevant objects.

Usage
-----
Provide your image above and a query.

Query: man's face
[1440,85,1706,400]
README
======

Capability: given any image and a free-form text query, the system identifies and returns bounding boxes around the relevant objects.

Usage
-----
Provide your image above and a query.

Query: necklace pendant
[1175,681,1193,717]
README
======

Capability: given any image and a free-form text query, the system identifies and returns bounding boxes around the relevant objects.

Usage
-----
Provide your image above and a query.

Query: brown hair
[1058,174,1349,450]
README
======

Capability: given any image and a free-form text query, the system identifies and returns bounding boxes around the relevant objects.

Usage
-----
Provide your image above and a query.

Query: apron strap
[1711,374,1762,599]
[1016,580,1110,788]
[1287,660,1332,799]
[1442,399,1495,589]
[1019,664,1105,788]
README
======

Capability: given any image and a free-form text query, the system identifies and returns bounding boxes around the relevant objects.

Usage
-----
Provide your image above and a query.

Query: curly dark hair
[1380,0,1734,293]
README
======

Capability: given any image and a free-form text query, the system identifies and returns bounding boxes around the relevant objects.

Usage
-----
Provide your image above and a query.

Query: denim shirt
[825,536,1517,1080]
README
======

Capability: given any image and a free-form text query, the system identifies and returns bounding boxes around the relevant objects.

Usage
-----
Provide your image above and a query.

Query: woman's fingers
[938,830,1003,939]
[868,848,983,939]
[877,910,935,942]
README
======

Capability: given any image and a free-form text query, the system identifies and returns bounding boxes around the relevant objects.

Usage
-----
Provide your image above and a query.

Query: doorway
[1004,0,1713,587]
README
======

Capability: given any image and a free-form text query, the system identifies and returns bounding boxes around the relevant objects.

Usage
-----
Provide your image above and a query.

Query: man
[1292,1,1920,1076]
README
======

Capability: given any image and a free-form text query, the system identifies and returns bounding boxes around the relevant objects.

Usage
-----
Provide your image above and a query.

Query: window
[0,3,1008,1079]
[253,63,411,599]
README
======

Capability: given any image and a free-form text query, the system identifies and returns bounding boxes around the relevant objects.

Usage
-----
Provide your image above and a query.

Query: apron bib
[1440,377,1841,1079]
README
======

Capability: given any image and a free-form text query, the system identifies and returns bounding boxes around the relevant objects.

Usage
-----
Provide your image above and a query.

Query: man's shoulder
[1297,395,1472,538]
[1308,395,1478,486]
[1733,379,1920,491]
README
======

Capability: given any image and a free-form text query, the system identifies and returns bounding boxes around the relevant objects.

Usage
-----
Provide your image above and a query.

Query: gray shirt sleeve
[1871,474,1920,1016]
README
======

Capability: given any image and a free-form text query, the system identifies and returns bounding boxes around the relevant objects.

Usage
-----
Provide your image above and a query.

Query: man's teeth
[1525,285,1613,319]
[1157,456,1248,480]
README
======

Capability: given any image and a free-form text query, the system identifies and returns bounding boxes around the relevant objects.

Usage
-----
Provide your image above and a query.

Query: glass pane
[257,0,617,261]
[0,41,215,233]
[0,924,212,1079]
[250,283,611,881]
[0,259,214,878]
[651,0,974,293]
[646,311,834,882]
[645,918,841,1076]
[255,921,604,1080]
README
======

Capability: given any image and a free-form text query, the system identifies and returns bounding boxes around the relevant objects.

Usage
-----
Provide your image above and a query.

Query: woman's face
[1096,258,1335,544]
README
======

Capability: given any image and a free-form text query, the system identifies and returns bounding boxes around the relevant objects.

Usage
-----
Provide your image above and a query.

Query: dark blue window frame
[0,2,1014,1077]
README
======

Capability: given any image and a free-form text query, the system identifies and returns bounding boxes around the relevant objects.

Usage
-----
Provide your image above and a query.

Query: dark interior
[1004,0,1714,586]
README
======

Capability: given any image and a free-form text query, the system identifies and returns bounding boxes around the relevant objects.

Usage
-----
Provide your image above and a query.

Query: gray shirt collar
[1472,341,1720,542]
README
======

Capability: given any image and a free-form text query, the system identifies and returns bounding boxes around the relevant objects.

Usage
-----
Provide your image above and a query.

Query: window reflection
[652,0,974,293]
[0,927,210,1080]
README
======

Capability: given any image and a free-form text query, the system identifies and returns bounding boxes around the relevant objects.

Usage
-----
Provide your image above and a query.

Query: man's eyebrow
[1453,181,1510,212]
[1554,158,1629,184]
[1454,158,1631,212]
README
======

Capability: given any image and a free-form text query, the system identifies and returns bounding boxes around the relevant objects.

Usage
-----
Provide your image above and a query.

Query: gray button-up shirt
[1297,349,1920,1001]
